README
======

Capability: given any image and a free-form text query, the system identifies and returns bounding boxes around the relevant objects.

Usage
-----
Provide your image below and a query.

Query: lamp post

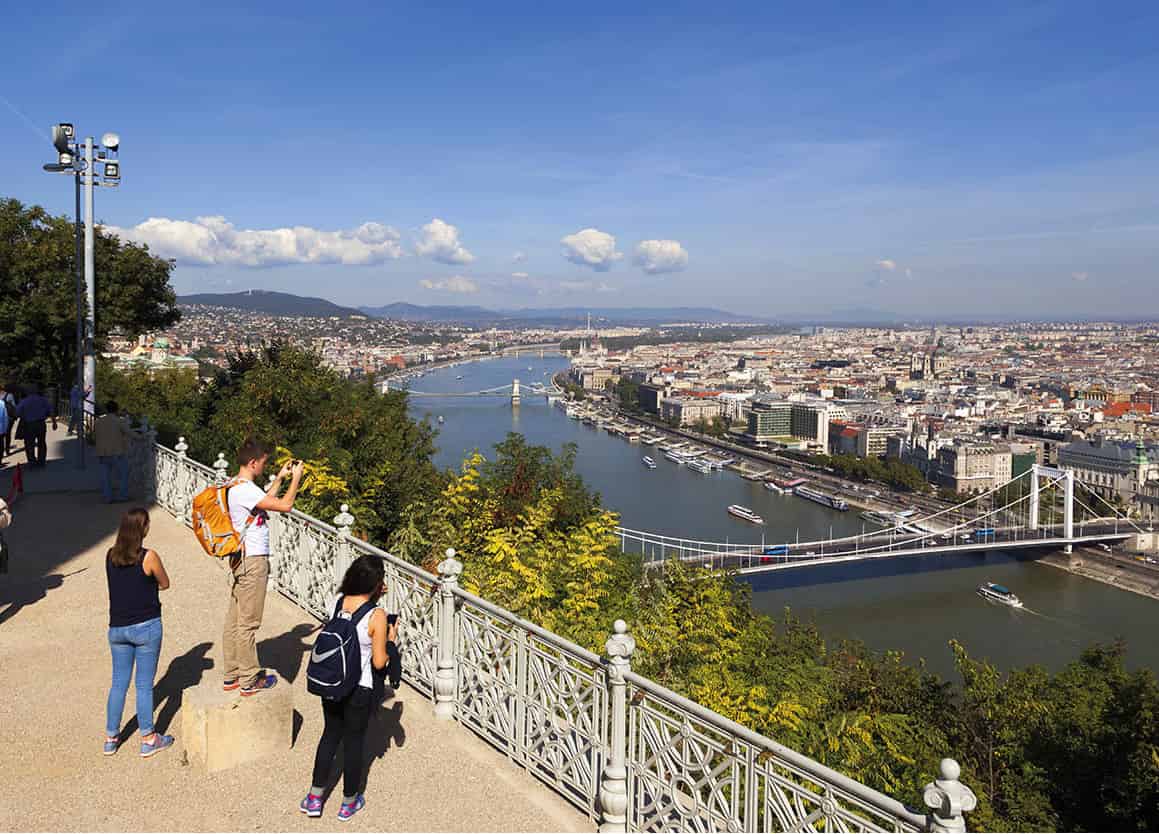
[43,123,120,469]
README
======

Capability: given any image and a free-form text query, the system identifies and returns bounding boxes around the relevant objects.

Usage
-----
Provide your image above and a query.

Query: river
[407,353,1159,680]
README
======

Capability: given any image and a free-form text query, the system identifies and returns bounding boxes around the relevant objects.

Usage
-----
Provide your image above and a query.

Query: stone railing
[143,441,974,833]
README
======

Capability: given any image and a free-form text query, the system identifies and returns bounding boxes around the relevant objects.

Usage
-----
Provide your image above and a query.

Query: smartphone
[387,613,398,626]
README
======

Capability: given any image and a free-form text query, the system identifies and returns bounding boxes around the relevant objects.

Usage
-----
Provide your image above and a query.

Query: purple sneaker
[337,795,365,822]
[299,794,323,818]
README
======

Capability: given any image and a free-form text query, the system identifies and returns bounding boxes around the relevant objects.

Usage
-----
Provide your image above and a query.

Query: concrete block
[181,681,293,773]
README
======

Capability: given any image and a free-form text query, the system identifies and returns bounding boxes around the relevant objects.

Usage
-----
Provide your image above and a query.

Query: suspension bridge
[399,378,562,401]
[616,465,1154,575]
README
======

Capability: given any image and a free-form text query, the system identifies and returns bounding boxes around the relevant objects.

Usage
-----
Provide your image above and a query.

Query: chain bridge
[617,465,1151,573]
[399,378,562,401]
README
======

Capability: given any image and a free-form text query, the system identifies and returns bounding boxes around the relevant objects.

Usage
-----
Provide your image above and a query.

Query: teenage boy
[222,438,304,695]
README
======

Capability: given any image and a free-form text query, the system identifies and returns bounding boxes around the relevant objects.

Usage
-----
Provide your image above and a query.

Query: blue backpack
[306,597,375,700]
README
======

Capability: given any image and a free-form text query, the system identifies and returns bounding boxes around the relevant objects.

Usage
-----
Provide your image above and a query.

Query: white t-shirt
[331,595,375,689]
[227,479,270,556]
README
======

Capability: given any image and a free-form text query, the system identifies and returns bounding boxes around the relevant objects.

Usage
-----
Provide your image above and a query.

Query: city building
[1058,438,1159,504]
[661,397,724,427]
[935,440,1013,493]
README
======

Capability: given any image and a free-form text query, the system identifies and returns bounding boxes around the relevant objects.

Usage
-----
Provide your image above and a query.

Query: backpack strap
[349,600,377,628]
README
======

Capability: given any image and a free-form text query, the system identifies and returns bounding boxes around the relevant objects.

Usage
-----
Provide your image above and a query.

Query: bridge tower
[511,378,521,406]
[1029,464,1074,551]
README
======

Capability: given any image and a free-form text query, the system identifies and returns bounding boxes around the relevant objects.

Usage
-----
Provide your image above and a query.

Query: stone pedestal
[181,682,293,772]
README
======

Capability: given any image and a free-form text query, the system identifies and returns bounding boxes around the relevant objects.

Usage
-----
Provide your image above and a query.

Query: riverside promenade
[0,429,588,832]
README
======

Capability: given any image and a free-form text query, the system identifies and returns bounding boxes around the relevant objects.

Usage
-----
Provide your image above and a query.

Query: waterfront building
[661,396,724,426]
[637,382,668,414]
[935,439,1013,493]
[1058,438,1159,504]
[746,399,791,444]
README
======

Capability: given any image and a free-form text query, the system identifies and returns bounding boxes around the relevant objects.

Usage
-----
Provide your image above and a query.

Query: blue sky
[4,1,1158,318]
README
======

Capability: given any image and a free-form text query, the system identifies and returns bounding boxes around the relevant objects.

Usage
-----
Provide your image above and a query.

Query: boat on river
[686,458,713,474]
[764,481,784,494]
[727,504,764,524]
[976,582,1023,608]
[794,485,849,511]
[642,456,657,469]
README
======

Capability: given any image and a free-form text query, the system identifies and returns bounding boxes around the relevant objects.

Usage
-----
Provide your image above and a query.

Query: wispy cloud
[419,275,478,293]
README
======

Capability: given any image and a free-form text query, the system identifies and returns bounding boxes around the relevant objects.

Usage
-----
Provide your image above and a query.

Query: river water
[408,353,1159,680]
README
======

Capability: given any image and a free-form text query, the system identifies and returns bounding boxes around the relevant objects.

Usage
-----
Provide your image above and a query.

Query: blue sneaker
[300,794,323,818]
[140,733,174,758]
[240,673,278,696]
[103,736,119,756]
[337,795,364,822]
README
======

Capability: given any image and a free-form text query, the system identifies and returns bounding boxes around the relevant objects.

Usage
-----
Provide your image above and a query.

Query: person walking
[13,384,53,467]
[221,438,303,696]
[300,554,397,821]
[104,507,174,757]
[93,401,134,503]
[1,383,17,458]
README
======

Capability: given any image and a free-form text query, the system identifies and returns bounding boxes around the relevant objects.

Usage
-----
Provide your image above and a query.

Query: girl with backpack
[301,554,397,821]
[104,507,174,757]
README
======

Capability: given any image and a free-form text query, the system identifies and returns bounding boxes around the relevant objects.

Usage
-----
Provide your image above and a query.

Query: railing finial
[434,547,463,720]
[212,452,229,485]
[923,757,976,833]
[333,503,354,536]
[175,436,188,458]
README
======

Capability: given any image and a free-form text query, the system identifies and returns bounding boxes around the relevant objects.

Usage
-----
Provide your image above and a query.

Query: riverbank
[1038,547,1159,602]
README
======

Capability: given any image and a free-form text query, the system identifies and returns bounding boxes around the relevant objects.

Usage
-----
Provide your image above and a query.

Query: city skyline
[4,1,1158,317]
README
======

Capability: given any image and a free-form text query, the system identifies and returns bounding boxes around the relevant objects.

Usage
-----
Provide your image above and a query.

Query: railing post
[922,758,976,833]
[333,503,354,586]
[175,436,188,458]
[213,452,230,485]
[599,619,636,833]
[142,422,157,503]
[434,547,462,720]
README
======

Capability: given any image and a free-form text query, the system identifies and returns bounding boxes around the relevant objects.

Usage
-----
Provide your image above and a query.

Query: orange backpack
[191,478,255,559]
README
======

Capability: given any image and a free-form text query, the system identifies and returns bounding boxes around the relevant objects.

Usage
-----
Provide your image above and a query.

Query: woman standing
[301,554,397,821]
[104,508,174,757]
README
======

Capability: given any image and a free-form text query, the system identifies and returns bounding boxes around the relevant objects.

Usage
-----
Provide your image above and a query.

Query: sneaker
[140,733,174,758]
[240,673,278,696]
[103,737,119,756]
[300,794,323,818]
[337,795,364,822]
[222,678,240,692]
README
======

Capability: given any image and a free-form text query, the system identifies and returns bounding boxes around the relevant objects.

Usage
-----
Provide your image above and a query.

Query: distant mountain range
[180,290,363,318]
[178,291,764,325]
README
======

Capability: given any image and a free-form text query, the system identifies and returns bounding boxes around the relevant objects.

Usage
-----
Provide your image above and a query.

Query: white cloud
[875,258,897,271]
[560,228,622,271]
[415,218,474,265]
[102,216,403,267]
[1071,271,1089,282]
[633,239,689,274]
[511,271,529,279]
[419,275,478,293]
[558,279,617,293]
[512,251,527,263]
[905,267,913,279]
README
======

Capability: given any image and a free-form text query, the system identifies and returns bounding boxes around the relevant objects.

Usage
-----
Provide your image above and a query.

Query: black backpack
[306,597,375,700]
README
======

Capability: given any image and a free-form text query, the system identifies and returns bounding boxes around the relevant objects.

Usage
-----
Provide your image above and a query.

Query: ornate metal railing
[139,439,975,833]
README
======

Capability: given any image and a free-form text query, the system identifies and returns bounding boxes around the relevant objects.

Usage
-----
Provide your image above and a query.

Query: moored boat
[642,456,657,469]
[763,481,784,494]
[794,485,849,511]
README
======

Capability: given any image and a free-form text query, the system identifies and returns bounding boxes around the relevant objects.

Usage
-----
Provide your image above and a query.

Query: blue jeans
[106,617,163,736]
[99,454,129,502]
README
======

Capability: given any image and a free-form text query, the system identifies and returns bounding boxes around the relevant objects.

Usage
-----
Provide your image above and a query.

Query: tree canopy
[0,197,179,388]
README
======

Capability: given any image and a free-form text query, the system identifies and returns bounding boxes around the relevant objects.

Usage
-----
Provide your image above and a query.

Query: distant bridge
[615,465,1151,575]
[400,379,562,400]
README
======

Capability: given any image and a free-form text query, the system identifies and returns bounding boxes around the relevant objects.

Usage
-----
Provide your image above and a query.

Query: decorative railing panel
[625,674,925,833]
[268,511,342,621]
[154,445,213,524]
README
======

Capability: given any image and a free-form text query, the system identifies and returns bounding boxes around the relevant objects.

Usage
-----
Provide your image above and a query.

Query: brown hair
[107,508,150,567]
[237,436,273,467]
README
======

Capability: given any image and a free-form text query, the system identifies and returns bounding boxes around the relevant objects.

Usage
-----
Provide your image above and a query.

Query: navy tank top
[106,549,161,627]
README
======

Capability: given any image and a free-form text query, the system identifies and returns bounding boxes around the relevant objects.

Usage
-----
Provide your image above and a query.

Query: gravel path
[0,432,590,832]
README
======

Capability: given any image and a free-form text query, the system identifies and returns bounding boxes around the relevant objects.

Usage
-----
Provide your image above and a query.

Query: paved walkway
[0,430,590,832]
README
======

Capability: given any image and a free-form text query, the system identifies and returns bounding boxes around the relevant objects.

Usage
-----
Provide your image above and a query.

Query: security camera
[52,123,73,154]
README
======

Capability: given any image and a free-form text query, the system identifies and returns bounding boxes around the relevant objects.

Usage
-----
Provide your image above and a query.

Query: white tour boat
[642,456,657,469]
[727,505,764,525]
[976,582,1023,608]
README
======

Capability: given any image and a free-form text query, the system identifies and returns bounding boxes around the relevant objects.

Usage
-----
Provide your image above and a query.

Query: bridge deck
[0,431,589,832]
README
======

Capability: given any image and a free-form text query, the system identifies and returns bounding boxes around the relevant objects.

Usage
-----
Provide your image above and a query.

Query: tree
[0,197,179,388]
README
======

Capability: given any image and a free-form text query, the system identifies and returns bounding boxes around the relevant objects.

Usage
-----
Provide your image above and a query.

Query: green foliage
[0,197,179,388]
[813,452,930,493]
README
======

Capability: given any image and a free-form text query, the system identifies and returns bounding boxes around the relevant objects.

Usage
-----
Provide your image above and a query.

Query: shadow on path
[259,622,318,684]
[0,568,86,626]
[116,641,215,742]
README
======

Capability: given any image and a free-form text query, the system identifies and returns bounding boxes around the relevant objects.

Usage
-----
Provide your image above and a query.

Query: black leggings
[311,686,372,799]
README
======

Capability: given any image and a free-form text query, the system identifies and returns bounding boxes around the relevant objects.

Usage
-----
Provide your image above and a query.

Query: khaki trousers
[222,555,269,686]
